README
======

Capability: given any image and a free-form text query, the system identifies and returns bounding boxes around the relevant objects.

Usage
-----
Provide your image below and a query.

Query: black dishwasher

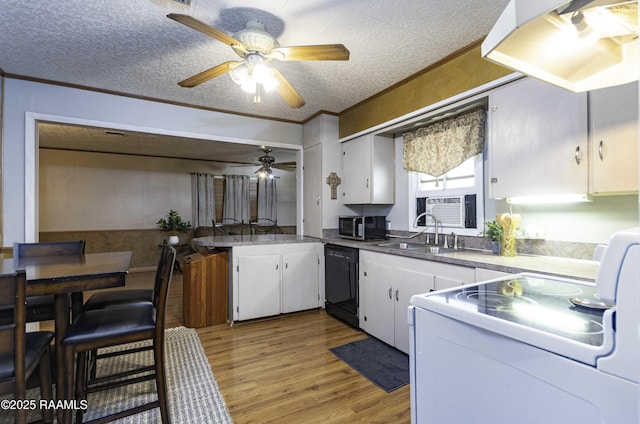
[324,244,359,328]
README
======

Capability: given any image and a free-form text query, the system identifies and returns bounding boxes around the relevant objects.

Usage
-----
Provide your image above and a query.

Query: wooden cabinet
[589,81,639,195]
[359,251,434,354]
[489,77,588,199]
[341,134,395,204]
[232,243,322,322]
[183,251,228,328]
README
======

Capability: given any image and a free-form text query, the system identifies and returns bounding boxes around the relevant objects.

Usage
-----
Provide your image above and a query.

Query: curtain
[223,175,250,223]
[258,177,277,221]
[402,107,486,177]
[191,173,215,228]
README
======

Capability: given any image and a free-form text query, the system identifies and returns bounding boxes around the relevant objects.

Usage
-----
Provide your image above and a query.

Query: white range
[409,227,639,423]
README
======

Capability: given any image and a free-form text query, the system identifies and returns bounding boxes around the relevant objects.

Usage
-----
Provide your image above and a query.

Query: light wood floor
[52,270,412,423]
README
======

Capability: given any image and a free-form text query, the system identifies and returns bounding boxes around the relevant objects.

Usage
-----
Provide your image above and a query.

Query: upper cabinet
[489,77,589,199]
[341,134,395,204]
[488,77,638,200]
[588,82,639,195]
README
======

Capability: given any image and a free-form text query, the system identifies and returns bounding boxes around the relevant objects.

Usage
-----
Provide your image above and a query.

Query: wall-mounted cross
[326,172,341,200]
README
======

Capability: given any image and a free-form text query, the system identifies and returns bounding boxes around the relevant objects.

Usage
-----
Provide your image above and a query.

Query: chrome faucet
[414,212,440,245]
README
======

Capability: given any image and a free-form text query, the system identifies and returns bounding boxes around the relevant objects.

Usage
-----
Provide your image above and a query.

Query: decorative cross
[326,172,342,200]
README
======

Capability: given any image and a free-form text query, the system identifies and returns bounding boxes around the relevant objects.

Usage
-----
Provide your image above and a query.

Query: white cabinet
[489,77,588,199]
[237,254,281,320]
[589,81,639,195]
[359,251,434,353]
[232,243,322,321]
[359,251,475,353]
[475,268,510,282]
[303,143,323,238]
[281,250,321,313]
[341,134,395,204]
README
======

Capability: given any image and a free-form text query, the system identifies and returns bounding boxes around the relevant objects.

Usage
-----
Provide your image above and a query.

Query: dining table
[0,250,132,422]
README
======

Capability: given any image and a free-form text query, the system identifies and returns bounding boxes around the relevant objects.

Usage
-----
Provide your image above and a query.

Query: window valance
[402,107,486,177]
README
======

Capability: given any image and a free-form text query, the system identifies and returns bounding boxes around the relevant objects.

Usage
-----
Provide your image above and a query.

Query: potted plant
[157,210,191,245]
[484,220,503,254]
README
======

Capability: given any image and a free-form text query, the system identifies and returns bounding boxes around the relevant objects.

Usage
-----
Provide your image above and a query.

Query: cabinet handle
[276,264,279,270]
[316,197,320,206]
[598,140,604,161]
[395,289,399,301]
[285,262,288,269]
[388,287,392,299]
[366,178,369,188]
[574,146,582,165]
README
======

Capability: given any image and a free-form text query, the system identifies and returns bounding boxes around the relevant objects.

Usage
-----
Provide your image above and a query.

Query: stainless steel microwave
[338,216,387,241]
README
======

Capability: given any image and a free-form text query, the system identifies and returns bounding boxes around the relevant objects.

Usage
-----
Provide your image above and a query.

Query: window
[411,153,484,236]
[213,177,258,222]
[417,155,477,191]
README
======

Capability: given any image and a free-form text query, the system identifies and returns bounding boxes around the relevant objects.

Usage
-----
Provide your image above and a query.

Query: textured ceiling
[1,0,510,162]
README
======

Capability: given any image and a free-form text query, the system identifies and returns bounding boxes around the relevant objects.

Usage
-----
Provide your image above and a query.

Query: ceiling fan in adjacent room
[235,146,296,179]
[167,13,350,108]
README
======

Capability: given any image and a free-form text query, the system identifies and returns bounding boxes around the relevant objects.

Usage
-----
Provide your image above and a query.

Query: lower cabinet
[359,251,475,354]
[475,268,511,282]
[232,243,322,322]
[183,250,228,328]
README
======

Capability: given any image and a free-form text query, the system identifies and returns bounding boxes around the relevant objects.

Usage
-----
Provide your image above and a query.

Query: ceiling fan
[167,13,350,108]
[235,146,296,179]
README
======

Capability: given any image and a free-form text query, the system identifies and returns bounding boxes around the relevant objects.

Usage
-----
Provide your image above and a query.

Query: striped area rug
[82,326,232,424]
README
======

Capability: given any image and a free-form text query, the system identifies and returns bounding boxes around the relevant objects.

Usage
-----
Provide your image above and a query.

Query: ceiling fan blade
[269,44,350,61]
[272,162,297,171]
[178,61,241,87]
[167,13,247,51]
[271,69,305,109]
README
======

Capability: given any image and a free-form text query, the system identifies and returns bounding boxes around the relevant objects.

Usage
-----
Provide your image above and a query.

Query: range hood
[482,0,638,92]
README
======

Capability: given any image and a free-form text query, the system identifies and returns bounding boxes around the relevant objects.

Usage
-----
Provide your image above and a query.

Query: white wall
[318,115,351,229]
[388,135,638,244]
[3,78,302,242]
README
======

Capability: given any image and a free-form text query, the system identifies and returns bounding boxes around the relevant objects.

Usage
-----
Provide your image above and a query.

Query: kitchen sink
[376,242,462,255]
[375,241,426,250]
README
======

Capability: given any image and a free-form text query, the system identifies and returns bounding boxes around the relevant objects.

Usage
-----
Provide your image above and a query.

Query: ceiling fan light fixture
[229,62,250,84]
[232,20,279,53]
[256,165,273,179]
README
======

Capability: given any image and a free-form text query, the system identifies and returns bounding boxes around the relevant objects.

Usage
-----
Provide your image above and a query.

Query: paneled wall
[339,41,512,138]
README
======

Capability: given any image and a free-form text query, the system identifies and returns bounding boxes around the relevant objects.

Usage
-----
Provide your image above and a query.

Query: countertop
[192,234,599,282]
[324,238,599,282]
[192,234,322,248]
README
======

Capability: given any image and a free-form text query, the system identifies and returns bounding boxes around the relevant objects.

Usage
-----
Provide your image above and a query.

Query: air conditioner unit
[416,195,477,228]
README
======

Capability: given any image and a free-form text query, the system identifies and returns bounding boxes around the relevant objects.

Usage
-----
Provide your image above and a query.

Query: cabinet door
[434,276,462,291]
[489,78,588,199]
[360,260,395,346]
[394,268,434,354]
[342,136,372,204]
[589,82,639,194]
[237,254,281,320]
[303,144,323,237]
[282,250,320,313]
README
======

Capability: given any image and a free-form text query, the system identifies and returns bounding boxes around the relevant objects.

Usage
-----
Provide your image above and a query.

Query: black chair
[80,241,169,312]
[61,245,176,424]
[213,218,246,236]
[0,241,86,326]
[0,270,54,424]
[250,218,280,235]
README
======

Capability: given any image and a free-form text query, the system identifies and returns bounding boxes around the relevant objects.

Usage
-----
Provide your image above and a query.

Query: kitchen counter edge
[192,235,598,281]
